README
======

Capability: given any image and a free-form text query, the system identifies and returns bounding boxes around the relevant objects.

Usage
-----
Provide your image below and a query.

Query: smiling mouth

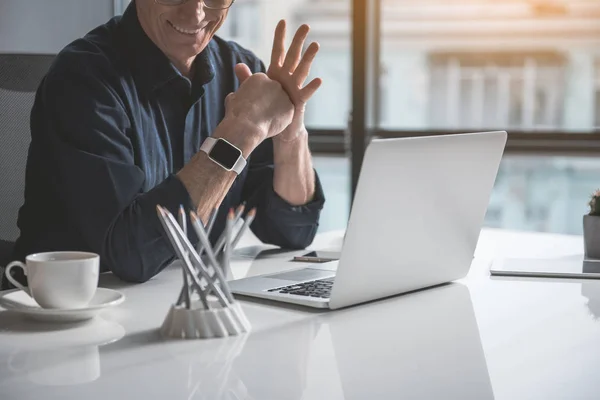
[168,20,201,36]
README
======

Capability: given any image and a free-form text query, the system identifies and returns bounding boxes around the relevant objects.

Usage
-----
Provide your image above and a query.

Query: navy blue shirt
[11,2,324,284]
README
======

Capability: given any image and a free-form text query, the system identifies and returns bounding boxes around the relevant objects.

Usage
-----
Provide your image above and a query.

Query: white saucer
[0,288,125,323]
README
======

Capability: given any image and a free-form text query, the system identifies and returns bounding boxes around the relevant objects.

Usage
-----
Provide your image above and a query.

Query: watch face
[209,139,241,170]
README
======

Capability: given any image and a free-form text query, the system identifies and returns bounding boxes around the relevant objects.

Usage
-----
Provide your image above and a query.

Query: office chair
[0,54,54,289]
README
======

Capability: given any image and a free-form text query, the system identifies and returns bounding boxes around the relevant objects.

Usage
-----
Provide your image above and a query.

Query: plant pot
[583,214,600,259]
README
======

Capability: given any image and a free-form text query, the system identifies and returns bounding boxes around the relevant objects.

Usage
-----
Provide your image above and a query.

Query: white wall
[0,0,115,54]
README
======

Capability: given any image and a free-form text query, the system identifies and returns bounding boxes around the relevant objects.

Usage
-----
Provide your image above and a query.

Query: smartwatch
[200,137,247,174]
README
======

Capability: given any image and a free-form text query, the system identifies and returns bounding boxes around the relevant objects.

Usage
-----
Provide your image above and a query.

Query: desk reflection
[323,283,494,400]
[581,280,600,320]
[0,315,125,388]
[197,283,493,399]
[155,311,319,400]
[0,283,492,399]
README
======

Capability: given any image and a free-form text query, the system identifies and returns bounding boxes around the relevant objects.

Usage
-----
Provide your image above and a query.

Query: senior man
[8,0,325,286]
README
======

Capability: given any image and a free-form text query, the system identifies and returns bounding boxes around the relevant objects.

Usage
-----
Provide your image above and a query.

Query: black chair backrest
[0,54,54,285]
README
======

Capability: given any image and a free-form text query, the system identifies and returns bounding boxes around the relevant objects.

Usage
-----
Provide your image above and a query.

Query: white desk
[1,228,599,400]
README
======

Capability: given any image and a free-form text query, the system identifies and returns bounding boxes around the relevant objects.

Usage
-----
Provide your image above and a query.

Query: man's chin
[188,38,212,55]
[168,46,208,66]
[171,31,211,48]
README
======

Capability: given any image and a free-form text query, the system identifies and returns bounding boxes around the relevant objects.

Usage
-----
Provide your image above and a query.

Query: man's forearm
[177,117,263,221]
[102,118,265,283]
[273,130,316,206]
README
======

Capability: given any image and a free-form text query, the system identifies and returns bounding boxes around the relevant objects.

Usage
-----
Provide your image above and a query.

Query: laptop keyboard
[266,277,334,299]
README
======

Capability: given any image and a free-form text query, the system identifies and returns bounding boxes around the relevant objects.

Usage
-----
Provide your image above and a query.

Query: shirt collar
[119,1,215,95]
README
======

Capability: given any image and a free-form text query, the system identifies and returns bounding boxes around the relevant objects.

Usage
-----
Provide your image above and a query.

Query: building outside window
[428,53,566,131]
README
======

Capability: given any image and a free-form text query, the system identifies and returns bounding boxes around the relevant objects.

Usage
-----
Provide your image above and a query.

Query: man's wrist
[273,124,307,145]
[213,116,265,158]
[273,127,309,165]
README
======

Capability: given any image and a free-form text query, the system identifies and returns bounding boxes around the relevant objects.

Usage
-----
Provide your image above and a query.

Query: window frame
[344,0,600,198]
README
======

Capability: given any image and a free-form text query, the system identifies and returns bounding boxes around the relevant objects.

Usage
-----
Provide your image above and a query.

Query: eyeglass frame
[154,0,236,11]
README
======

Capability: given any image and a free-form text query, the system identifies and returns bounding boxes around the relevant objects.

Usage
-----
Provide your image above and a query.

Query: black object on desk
[292,251,341,263]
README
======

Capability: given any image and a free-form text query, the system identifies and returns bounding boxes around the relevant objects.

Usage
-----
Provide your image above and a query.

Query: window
[219,0,260,48]
[428,53,566,130]
[596,60,600,129]
[484,155,600,235]
[381,0,599,133]
[376,0,600,236]
[114,0,130,15]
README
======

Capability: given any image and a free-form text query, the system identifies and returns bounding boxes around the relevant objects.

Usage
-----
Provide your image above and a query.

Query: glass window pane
[381,0,600,132]
[316,154,600,235]
[487,155,600,235]
[313,156,351,232]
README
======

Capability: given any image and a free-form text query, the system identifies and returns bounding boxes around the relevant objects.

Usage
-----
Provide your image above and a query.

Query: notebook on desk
[490,255,600,279]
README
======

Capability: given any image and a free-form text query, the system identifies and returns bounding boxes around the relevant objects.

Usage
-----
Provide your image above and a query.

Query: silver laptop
[228,131,507,309]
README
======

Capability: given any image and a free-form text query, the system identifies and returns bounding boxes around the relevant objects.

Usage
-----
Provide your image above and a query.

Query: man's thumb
[235,63,252,84]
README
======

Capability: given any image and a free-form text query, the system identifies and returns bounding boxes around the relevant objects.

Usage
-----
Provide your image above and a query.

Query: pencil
[156,206,209,309]
[178,205,191,309]
[224,208,234,280]
[159,206,226,307]
[214,216,244,256]
[206,206,218,236]
[234,202,246,224]
[231,208,256,250]
[190,211,234,303]
[162,208,230,306]
[197,207,218,256]
[211,202,244,254]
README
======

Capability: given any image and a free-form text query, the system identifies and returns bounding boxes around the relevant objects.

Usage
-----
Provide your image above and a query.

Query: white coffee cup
[4,252,99,309]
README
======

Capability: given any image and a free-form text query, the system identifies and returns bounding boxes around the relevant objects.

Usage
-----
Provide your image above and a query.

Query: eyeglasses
[155,0,236,10]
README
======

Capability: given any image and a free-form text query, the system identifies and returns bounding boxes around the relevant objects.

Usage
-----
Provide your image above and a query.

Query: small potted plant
[584,189,600,259]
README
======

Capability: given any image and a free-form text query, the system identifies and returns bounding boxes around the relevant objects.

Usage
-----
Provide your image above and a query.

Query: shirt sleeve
[37,65,194,283]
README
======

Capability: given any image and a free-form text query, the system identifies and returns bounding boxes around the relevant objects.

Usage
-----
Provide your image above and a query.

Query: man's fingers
[299,78,322,103]
[270,20,286,68]
[293,42,320,86]
[235,63,253,84]
[282,24,310,73]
